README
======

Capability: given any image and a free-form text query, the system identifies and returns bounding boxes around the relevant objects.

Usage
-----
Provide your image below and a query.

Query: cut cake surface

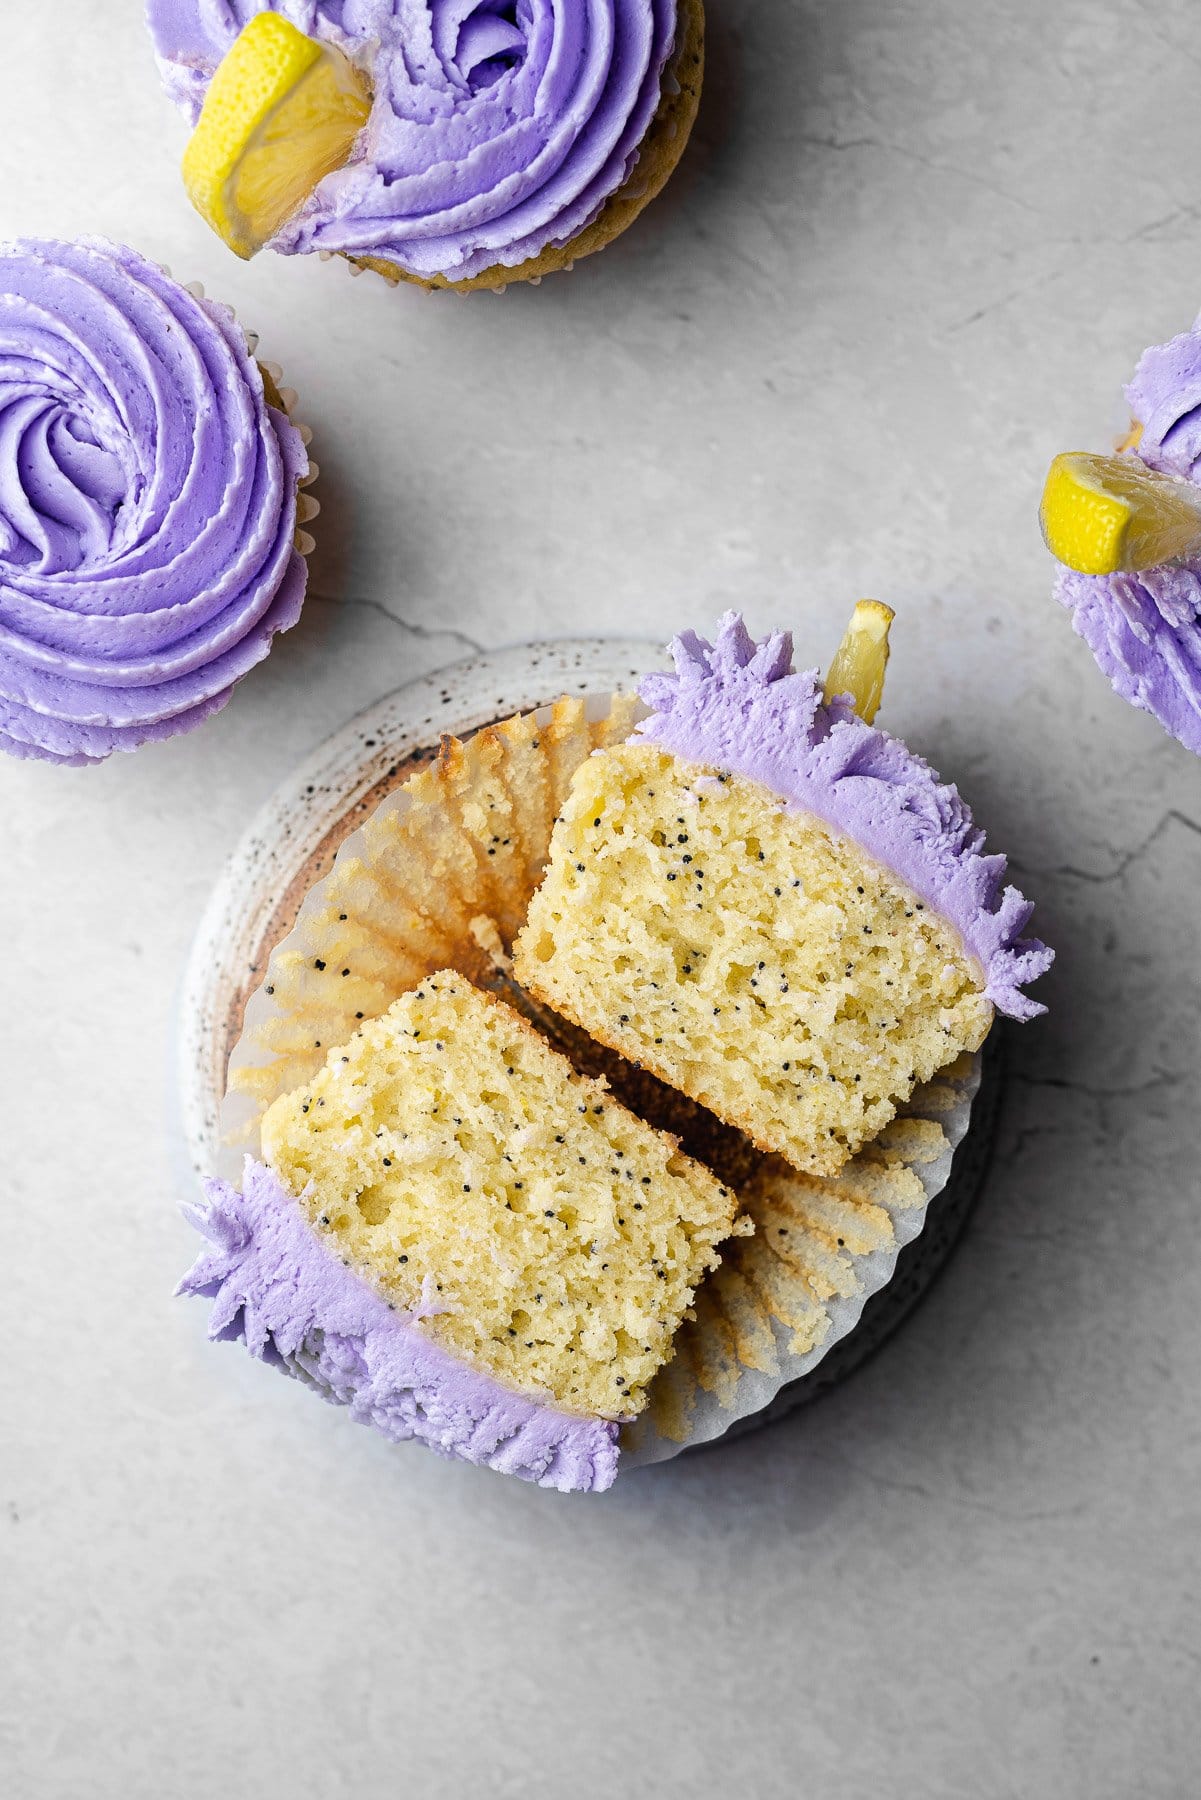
[260,972,742,1419]
[514,743,993,1177]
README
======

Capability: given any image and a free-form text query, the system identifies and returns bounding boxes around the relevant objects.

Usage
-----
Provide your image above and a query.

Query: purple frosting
[635,613,1053,1021]
[179,1158,621,1492]
[1053,322,1201,756]
[147,0,677,281]
[0,239,308,765]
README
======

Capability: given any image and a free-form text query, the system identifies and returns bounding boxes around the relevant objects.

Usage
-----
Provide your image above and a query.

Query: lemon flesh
[823,599,895,723]
[1040,451,1201,576]
[182,14,371,260]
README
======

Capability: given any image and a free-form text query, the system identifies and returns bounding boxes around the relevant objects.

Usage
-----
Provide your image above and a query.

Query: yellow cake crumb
[513,744,992,1177]
[260,973,743,1418]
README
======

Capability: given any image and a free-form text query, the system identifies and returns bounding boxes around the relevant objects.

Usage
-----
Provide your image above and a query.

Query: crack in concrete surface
[308,590,484,659]
[1025,809,1201,887]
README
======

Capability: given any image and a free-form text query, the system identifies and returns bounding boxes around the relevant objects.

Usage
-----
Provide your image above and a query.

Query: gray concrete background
[3,2,1199,1795]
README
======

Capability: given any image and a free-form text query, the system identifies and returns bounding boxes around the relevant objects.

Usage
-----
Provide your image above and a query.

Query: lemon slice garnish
[823,600,895,722]
[1040,451,1201,576]
[182,14,371,260]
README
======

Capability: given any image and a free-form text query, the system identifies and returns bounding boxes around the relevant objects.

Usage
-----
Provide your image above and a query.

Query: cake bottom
[347,0,704,294]
[181,1158,623,1492]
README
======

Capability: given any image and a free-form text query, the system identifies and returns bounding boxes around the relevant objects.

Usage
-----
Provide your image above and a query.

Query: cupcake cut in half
[149,1,703,292]
[1041,320,1201,755]
[514,612,1052,1177]
[182,616,1049,1491]
[0,237,313,765]
[187,974,742,1492]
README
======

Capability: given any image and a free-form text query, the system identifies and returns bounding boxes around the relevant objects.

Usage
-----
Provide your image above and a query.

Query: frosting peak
[0,239,308,764]
[148,1,678,281]
[179,1160,620,1493]
[1052,323,1201,757]
[636,613,1053,1021]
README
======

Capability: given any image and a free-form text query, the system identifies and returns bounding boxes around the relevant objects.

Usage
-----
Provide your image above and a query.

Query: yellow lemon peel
[182,14,371,260]
[1040,451,1201,576]
[823,600,895,723]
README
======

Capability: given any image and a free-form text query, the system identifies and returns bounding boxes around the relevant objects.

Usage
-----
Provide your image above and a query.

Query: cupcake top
[1053,325,1201,755]
[636,613,1053,1020]
[148,0,678,282]
[0,238,309,764]
[182,1159,620,1492]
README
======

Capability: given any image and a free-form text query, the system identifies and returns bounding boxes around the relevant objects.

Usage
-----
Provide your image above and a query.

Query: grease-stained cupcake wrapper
[219,689,979,1467]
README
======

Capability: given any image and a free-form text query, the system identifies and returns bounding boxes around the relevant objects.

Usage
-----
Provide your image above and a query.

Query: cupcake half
[186,974,743,1492]
[1042,321,1201,755]
[0,238,313,765]
[147,1,703,291]
[515,613,1052,1177]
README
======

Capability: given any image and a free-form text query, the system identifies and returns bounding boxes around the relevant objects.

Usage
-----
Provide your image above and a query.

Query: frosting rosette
[147,0,696,285]
[1054,323,1201,756]
[636,613,1053,1021]
[0,238,310,765]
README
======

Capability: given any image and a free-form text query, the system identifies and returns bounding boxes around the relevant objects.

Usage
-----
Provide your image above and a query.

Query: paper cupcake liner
[329,0,704,296]
[623,1052,979,1464]
[213,682,983,1467]
[221,691,640,1152]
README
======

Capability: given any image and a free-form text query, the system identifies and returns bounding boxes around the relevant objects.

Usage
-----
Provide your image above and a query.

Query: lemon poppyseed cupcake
[146,1,703,291]
[185,973,744,1492]
[514,611,1052,1177]
[182,691,723,1493]
[1041,323,1201,755]
[179,629,1042,1488]
[0,238,313,765]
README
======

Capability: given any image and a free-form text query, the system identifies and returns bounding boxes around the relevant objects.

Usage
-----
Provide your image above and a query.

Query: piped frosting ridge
[1054,322,1201,755]
[179,1159,621,1493]
[635,612,1053,1020]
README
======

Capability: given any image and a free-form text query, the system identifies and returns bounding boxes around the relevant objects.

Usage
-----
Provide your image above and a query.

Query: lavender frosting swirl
[180,1159,621,1493]
[147,0,677,280]
[636,614,1053,1021]
[0,238,308,765]
[1054,323,1201,756]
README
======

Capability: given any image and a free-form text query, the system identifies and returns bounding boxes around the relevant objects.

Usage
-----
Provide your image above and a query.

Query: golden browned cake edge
[347,0,705,294]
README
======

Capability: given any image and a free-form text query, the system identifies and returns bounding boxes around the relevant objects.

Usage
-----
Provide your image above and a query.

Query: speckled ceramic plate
[176,639,999,1451]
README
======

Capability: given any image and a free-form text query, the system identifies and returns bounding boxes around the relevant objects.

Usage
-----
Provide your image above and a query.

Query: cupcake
[0,238,313,766]
[186,973,743,1492]
[514,612,1052,1176]
[147,2,703,292]
[1041,320,1201,754]
[180,622,1047,1489]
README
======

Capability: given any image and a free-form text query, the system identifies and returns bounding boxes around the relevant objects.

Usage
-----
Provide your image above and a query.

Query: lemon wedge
[1039,451,1201,576]
[182,14,371,260]
[823,599,895,722]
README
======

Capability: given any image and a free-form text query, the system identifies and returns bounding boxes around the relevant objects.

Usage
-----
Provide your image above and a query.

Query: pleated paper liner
[623,1052,980,1463]
[216,686,982,1464]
